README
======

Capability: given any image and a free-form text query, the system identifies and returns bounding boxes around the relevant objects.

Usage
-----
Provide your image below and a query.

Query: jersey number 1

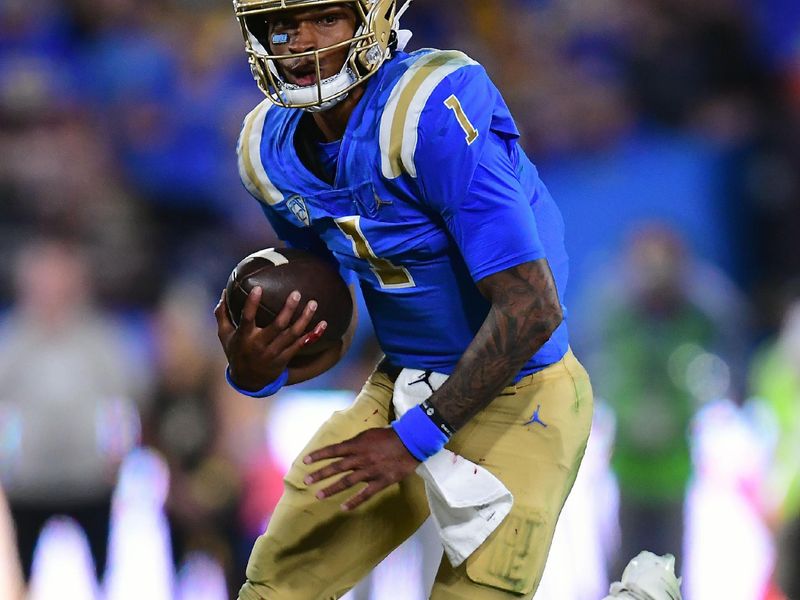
[335,216,415,289]
[444,94,479,145]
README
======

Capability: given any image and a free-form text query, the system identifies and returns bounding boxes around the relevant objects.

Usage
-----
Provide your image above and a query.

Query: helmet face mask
[233,0,399,111]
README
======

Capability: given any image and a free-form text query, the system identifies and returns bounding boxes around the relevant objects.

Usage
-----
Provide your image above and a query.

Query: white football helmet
[603,552,683,600]
[233,0,413,112]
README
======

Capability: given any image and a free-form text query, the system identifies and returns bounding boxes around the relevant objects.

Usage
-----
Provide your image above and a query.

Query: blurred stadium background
[1,0,800,598]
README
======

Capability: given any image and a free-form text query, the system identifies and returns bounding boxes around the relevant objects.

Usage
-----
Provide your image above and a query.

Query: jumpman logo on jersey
[373,192,393,211]
[525,405,548,428]
[409,370,436,394]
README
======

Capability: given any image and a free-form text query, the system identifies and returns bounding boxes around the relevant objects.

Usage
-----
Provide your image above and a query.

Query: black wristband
[420,399,456,437]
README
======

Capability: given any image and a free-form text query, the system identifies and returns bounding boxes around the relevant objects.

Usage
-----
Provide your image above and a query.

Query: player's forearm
[429,258,563,431]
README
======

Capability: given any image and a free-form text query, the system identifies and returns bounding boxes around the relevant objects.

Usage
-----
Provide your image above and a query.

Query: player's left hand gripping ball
[303,428,420,511]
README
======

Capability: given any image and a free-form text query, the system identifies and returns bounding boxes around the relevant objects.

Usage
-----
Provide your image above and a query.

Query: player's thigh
[240,372,430,600]
[433,350,594,599]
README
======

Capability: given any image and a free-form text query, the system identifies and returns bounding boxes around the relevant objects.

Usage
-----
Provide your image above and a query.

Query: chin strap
[283,67,358,112]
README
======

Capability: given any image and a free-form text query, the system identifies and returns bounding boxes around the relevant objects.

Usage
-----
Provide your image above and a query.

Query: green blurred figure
[587,224,747,579]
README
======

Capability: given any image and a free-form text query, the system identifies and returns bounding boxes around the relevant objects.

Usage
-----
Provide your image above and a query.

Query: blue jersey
[237,49,569,379]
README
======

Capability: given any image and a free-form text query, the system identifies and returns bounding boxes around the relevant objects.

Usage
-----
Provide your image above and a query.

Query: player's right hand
[214,287,326,392]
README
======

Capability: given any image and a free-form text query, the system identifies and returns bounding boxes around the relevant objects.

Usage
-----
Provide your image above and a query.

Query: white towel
[392,368,514,567]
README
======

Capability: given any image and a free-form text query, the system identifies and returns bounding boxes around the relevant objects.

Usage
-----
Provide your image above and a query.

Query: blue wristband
[225,367,289,398]
[391,404,449,462]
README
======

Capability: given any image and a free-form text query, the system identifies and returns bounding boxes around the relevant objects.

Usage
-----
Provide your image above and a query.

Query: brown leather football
[225,248,353,355]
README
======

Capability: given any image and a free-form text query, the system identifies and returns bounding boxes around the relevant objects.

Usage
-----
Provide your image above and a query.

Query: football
[225,248,353,355]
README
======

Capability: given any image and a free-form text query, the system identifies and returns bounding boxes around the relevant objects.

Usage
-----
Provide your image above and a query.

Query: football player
[215,1,594,598]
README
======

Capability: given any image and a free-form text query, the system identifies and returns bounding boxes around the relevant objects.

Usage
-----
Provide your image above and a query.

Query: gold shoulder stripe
[237,100,284,205]
[379,51,478,179]
[237,103,263,199]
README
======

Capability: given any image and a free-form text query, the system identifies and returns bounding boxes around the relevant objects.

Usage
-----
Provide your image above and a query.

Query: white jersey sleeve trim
[237,100,284,206]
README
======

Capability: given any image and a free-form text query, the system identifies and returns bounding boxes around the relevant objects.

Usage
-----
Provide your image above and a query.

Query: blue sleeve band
[225,367,289,398]
[391,404,449,462]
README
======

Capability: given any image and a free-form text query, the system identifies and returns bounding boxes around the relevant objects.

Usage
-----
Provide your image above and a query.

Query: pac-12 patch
[287,194,311,226]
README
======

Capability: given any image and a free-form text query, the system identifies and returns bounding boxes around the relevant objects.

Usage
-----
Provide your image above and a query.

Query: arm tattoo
[430,258,563,430]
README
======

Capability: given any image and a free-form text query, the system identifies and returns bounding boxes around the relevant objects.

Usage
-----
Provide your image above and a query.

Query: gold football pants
[238,349,593,600]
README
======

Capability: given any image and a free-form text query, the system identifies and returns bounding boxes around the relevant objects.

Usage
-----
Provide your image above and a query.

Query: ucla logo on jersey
[287,194,310,226]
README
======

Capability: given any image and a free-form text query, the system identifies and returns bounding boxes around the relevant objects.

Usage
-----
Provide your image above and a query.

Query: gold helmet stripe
[380,50,477,180]
[237,100,284,205]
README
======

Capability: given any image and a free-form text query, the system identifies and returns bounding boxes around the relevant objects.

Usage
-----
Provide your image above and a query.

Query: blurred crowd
[1,0,800,598]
